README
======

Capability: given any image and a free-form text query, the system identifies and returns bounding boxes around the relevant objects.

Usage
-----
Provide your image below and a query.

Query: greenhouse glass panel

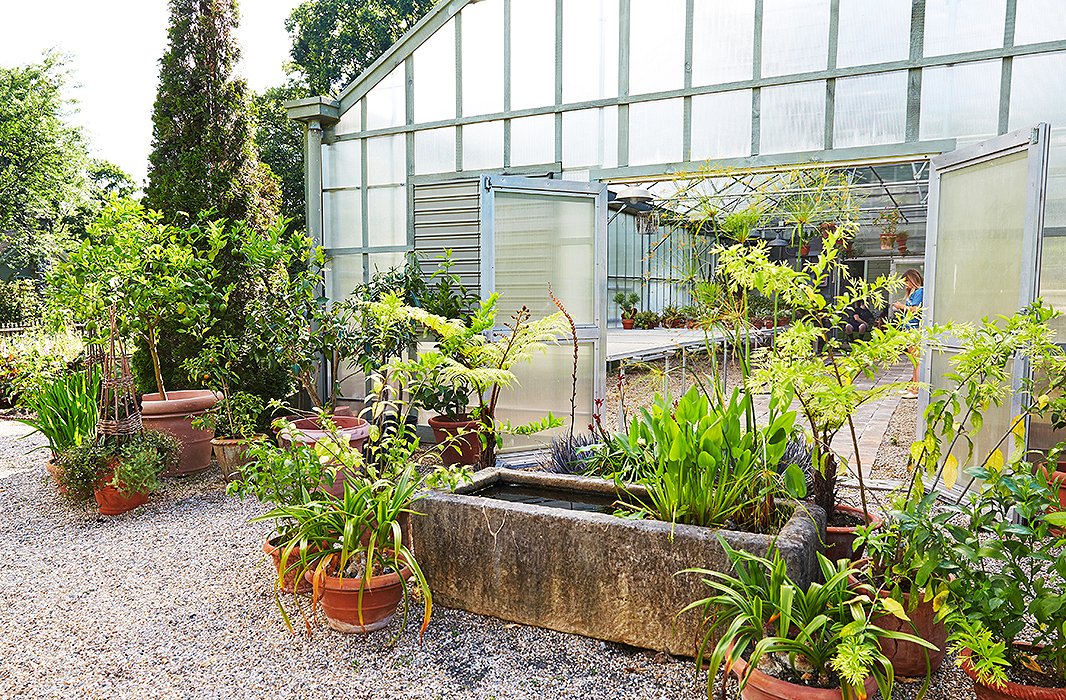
[562,0,618,103]
[366,187,407,247]
[365,64,406,130]
[510,114,556,167]
[322,140,361,189]
[923,0,1006,57]
[920,61,1001,141]
[562,107,618,169]
[1041,235,1066,334]
[690,90,753,160]
[833,71,908,148]
[326,254,364,300]
[629,0,685,95]
[494,191,595,323]
[931,150,1027,326]
[414,126,456,175]
[759,81,826,154]
[461,0,504,116]
[462,121,504,171]
[628,99,683,167]
[336,107,361,136]
[510,0,556,111]
[761,0,830,78]
[323,189,361,249]
[366,135,405,185]
[413,18,456,124]
[692,0,755,86]
[368,251,408,279]
[1008,53,1066,130]
[1014,0,1066,46]
[836,0,911,68]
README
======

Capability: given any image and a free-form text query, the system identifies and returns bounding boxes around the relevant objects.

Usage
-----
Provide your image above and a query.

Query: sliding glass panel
[692,0,755,86]
[932,151,1027,325]
[629,0,685,95]
[924,0,1006,57]
[510,0,557,110]
[836,0,911,68]
[833,71,908,148]
[628,98,683,166]
[690,90,752,160]
[759,81,826,154]
[461,0,504,116]
[413,19,456,124]
[562,0,619,103]
[761,0,830,78]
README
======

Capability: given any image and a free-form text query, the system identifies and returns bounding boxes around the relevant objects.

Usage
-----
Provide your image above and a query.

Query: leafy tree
[145,0,279,229]
[0,52,90,280]
[286,0,436,96]
[252,81,307,230]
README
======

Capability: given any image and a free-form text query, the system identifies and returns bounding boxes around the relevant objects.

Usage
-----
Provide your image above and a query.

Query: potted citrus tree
[48,198,225,475]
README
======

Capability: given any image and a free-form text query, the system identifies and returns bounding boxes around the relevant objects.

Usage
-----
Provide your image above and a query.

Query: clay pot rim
[427,414,479,429]
[287,415,370,436]
[306,561,412,592]
[827,503,884,535]
[141,389,221,416]
[960,645,1066,699]
[211,434,267,446]
[729,650,877,698]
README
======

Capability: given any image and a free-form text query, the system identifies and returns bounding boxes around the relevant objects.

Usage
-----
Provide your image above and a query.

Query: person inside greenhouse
[892,269,924,398]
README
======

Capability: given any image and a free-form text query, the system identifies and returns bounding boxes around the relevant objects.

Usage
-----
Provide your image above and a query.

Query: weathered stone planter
[410,469,825,657]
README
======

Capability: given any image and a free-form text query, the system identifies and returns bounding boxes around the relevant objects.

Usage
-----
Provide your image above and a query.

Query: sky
[0,0,304,186]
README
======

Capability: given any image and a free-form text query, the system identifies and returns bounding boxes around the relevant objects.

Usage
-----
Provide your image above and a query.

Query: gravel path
[871,397,919,481]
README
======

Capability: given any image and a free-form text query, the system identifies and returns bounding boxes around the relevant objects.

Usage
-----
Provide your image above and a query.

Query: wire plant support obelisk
[96,306,143,445]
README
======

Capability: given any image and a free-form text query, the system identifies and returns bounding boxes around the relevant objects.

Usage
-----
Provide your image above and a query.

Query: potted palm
[613,291,639,329]
[686,540,934,700]
[48,199,225,475]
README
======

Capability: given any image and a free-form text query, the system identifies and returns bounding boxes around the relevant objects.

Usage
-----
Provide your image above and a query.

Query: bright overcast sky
[0,1,304,187]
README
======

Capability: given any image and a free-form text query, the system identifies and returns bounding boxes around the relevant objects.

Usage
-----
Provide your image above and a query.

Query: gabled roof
[332,0,475,118]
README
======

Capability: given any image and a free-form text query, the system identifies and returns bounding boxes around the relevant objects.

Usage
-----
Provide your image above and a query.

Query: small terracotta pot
[211,436,262,483]
[800,244,811,256]
[263,536,313,594]
[428,414,482,468]
[872,590,947,676]
[309,564,411,634]
[46,460,68,496]
[94,481,149,516]
[141,390,220,477]
[825,504,882,562]
[621,318,635,330]
[960,646,1066,700]
[729,653,877,700]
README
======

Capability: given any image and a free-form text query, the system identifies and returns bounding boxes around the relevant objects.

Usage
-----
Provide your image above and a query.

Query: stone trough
[411,468,825,657]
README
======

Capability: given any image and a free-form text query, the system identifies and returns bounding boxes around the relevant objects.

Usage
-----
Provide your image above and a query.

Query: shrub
[0,328,83,408]
[55,431,180,502]
[0,279,43,325]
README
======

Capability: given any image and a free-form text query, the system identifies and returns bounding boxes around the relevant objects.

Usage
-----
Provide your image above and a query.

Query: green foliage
[183,336,264,438]
[229,435,335,521]
[146,0,278,230]
[286,0,436,95]
[593,386,805,531]
[413,251,479,321]
[18,369,100,459]
[0,329,83,408]
[612,291,640,320]
[55,431,180,502]
[685,541,933,699]
[252,81,308,231]
[0,279,43,325]
[633,310,659,330]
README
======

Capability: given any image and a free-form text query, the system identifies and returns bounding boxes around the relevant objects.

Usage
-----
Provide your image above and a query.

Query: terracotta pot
[309,564,411,634]
[263,536,313,594]
[46,460,68,495]
[211,436,263,483]
[961,646,1066,700]
[824,504,882,562]
[729,653,877,700]
[281,415,370,451]
[621,318,635,330]
[428,414,482,468]
[141,390,220,476]
[94,481,149,516]
[872,590,947,676]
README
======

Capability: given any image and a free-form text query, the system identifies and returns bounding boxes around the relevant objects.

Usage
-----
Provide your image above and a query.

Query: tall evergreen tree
[145,0,278,229]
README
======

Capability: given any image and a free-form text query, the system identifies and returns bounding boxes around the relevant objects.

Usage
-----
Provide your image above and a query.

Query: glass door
[480,175,607,459]
[922,123,1050,493]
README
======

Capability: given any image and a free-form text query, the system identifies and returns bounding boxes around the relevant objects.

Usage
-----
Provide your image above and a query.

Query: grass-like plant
[19,369,100,459]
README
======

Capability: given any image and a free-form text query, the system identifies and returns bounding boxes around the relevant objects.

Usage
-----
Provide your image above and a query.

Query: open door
[922,124,1050,493]
[479,175,607,462]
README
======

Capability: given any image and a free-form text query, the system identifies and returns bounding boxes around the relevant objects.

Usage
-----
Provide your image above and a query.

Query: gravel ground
[871,398,919,481]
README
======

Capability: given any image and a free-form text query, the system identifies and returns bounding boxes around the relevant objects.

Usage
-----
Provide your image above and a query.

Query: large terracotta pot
[94,482,149,516]
[308,564,411,634]
[141,390,220,476]
[961,646,1066,700]
[729,653,877,700]
[428,414,482,468]
[281,415,370,450]
[263,536,313,594]
[824,504,882,562]
[871,590,947,676]
[211,436,263,483]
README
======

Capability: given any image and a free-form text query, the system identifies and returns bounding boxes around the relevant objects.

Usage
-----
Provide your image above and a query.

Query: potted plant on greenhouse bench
[686,540,933,700]
[613,291,639,329]
[183,336,265,482]
[48,199,226,475]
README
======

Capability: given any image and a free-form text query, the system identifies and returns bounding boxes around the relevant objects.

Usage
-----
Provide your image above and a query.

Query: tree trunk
[148,324,167,400]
